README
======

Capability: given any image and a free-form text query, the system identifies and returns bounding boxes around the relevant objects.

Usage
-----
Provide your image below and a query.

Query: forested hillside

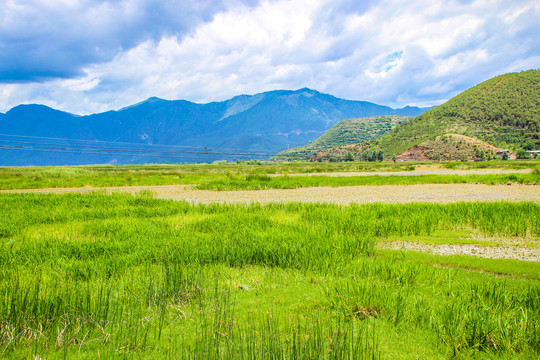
[313,70,539,162]
[368,69,539,157]
[276,115,410,161]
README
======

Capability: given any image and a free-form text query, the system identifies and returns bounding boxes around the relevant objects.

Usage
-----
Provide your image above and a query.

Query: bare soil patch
[152,183,539,204]
[397,134,514,161]
[381,241,540,262]
[269,168,534,177]
[396,145,432,161]
[3,183,539,205]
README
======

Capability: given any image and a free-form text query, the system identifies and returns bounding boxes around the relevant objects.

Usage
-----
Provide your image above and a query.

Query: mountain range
[0,88,428,166]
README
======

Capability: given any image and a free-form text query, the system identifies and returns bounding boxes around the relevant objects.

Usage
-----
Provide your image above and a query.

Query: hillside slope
[349,70,539,161]
[276,115,411,161]
[0,89,428,166]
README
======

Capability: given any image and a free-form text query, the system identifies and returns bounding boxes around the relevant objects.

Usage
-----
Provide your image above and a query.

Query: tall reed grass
[195,173,540,190]
[0,193,538,358]
[2,160,537,190]
[0,162,421,190]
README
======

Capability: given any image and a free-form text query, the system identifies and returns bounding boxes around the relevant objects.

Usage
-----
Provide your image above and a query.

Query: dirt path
[269,168,535,177]
[147,183,540,204]
[2,178,539,204]
[5,183,535,204]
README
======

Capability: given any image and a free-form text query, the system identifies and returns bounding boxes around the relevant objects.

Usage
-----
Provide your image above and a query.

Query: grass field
[1,192,539,359]
[1,160,538,190]
[0,162,414,190]
[195,172,540,190]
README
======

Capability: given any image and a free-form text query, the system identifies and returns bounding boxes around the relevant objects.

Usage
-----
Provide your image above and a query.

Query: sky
[0,0,539,115]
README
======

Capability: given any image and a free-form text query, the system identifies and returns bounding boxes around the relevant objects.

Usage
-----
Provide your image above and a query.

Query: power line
[0,133,209,150]
[0,143,315,162]
[0,145,244,161]
[0,139,276,157]
[0,133,290,154]
[0,133,363,156]
[0,133,356,161]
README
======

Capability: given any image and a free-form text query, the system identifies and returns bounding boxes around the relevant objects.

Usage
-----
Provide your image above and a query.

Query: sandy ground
[2,183,539,204]
[381,241,540,262]
[147,184,540,204]
[269,168,535,177]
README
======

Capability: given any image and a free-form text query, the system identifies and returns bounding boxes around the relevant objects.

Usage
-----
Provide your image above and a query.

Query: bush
[516,150,531,159]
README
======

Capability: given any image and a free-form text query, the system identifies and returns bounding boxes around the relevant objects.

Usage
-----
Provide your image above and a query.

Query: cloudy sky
[1,0,539,115]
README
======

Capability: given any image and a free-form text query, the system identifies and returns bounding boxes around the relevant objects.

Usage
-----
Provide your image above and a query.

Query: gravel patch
[3,183,539,204]
[150,184,540,204]
[382,241,540,262]
[269,168,535,177]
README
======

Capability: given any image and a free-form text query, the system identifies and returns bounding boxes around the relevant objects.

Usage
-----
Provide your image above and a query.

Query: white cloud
[0,0,538,114]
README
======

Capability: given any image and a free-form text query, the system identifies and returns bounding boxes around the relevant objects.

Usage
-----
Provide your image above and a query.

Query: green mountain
[275,115,411,161]
[373,69,539,158]
[316,69,539,162]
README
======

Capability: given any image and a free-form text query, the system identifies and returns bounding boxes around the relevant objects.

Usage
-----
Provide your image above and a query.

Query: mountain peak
[118,96,169,111]
[294,87,318,93]
[10,103,54,111]
[145,96,166,102]
[7,103,75,117]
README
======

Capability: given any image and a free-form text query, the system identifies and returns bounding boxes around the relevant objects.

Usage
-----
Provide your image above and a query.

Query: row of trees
[316,149,384,162]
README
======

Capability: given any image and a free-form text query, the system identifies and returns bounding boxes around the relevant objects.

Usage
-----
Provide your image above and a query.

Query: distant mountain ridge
[0,88,429,166]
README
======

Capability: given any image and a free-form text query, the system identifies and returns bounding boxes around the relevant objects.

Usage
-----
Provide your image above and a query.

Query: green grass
[1,161,538,191]
[442,160,540,170]
[0,162,424,190]
[0,194,539,358]
[195,172,540,190]
[378,249,540,281]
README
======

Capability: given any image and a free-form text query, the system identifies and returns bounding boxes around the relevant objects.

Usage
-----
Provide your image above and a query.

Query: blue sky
[1,0,538,115]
